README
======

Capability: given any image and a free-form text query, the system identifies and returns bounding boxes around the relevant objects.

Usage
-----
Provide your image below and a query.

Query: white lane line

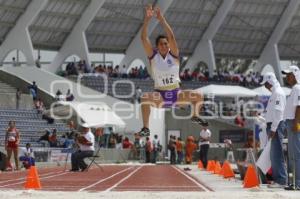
[172,166,211,192]
[78,167,133,192]
[0,171,69,188]
[103,166,143,192]
[0,171,59,184]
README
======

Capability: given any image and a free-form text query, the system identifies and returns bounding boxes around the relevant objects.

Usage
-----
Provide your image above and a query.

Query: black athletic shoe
[284,184,300,191]
[191,116,208,126]
[138,127,150,137]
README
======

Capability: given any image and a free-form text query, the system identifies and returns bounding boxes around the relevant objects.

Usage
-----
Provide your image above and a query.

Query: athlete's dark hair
[155,34,168,46]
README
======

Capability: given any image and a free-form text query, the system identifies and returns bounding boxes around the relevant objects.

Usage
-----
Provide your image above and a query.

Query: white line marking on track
[172,166,211,192]
[0,171,68,188]
[0,171,59,184]
[103,166,143,192]
[78,167,134,192]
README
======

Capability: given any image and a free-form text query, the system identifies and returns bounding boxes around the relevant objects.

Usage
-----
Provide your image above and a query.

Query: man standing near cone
[282,65,300,190]
[261,72,287,188]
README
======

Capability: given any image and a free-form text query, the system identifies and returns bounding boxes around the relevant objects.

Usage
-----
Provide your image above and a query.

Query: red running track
[0,165,212,192]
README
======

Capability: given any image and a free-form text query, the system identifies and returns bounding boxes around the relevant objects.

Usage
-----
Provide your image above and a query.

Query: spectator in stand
[16,88,21,109]
[65,62,78,76]
[122,137,133,149]
[49,129,58,147]
[82,60,91,73]
[28,81,38,101]
[138,66,144,79]
[35,98,44,114]
[121,65,128,78]
[145,137,152,163]
[19,143,35,169]
[55,89,64,101]
[66,89,74,101]
[246,73,252,87]
[176,137,184,164]
[235,114,245,127]
[112,65,120,77]
[191,68,199,81]
[39,129,50,147]
[12,57,18,67]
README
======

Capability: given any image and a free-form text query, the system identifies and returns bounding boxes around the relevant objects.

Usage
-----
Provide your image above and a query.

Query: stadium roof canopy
[1,0,300,65]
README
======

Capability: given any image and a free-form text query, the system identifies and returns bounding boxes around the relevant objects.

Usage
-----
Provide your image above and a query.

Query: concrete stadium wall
[0,93,33,109]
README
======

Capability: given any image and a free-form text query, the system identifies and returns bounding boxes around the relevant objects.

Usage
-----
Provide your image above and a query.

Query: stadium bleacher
[0,108,69,147]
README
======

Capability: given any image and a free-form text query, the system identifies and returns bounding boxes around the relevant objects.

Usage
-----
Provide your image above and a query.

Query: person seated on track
[19,143,35,169]
[70,124,95,172]
[138,5,205,137]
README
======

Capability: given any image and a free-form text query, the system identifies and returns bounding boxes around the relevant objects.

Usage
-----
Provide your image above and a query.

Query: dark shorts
[155,88,180,108]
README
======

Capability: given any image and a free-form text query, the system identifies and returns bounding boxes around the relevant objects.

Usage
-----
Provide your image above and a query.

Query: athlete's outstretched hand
[155,7,164,21]
[145,5,153,22]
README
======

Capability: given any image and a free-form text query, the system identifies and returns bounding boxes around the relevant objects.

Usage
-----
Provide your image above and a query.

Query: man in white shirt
[152,134,161,164]
[261,72,287,188]
[199,122,211,168]
[71,124,95,172]
[282,65,300,190]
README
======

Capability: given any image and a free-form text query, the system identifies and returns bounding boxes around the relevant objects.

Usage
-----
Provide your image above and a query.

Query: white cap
[260,72,278,86]
[81,123,90,128]
[282,65,300,83]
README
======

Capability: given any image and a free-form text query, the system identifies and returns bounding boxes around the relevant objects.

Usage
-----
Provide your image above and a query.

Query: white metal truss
[255,0,300,84]
[48,0,105,73]
[0,0,48,66]
[184,0,235,77]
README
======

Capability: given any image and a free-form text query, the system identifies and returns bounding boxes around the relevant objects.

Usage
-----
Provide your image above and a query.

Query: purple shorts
[155,88,180,108]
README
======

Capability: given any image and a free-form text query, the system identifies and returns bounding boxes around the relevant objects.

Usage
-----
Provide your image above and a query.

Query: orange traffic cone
[197,160,204,169]
[243,164,260,188]
[24,166,41,189]
[214,161,222,174]
[219,162,225,176]
[207,160,215,173]
[222,161,235,179]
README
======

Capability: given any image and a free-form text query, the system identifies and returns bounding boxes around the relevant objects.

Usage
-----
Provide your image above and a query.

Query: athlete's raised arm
[155,7,179,57]
[141,5,154,57]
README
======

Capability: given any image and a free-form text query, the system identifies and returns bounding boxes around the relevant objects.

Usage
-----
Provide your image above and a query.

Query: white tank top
[7,128,17,142]
[149,50,180,90]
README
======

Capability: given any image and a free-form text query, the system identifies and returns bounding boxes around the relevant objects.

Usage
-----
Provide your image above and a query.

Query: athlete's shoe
[138,127,150,137]
[191,116,208,126]
[285,184,300,191]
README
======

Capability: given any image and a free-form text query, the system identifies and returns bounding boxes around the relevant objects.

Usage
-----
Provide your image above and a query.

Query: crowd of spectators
[62,60,262,87]
[181,68,262,87]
